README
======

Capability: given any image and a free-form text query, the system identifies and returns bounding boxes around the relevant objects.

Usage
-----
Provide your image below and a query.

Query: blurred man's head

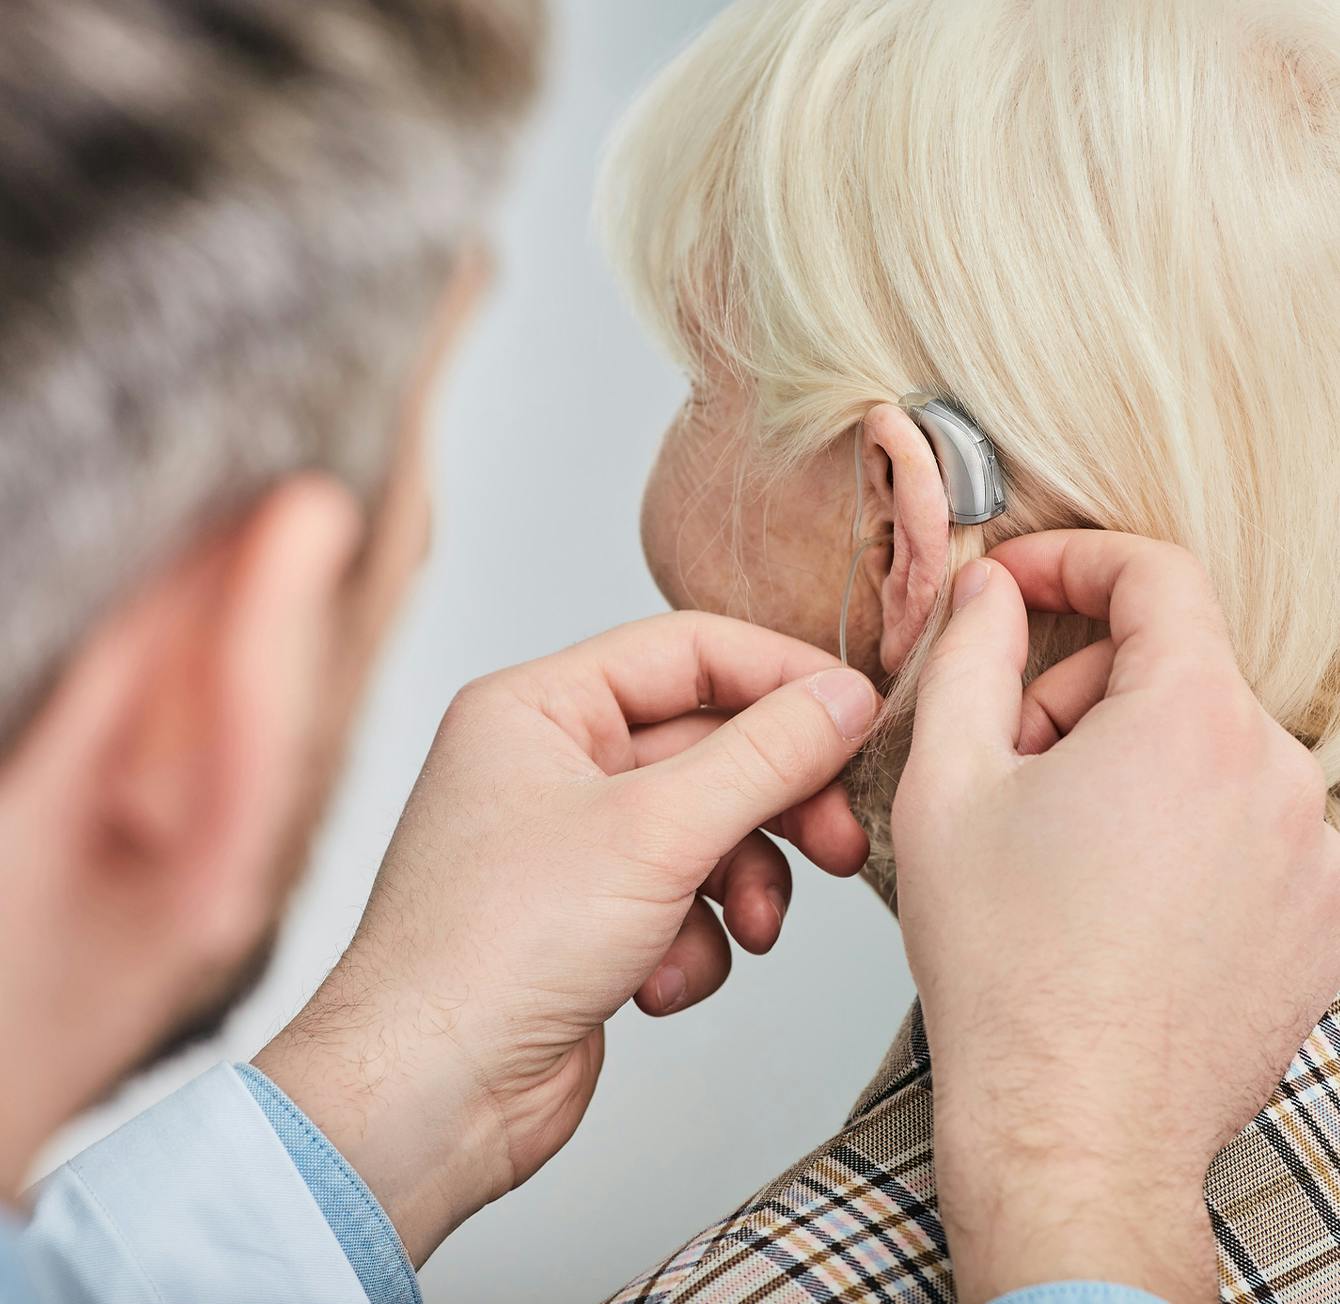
[0,0,543,1188]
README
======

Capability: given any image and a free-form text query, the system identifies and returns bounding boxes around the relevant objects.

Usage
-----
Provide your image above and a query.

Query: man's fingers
[497,612,848,777]
[989,532,1234,688]
[637,717,869,875]
[637,832,797,1020]
[1018,639,1116,755]
[634,896,732,1017]
[642,668,879,857]
[699,831,793,956]
[909,559,1030,777]
[767,781,870,877]
[632,714,869,874]
[545,611,845,726]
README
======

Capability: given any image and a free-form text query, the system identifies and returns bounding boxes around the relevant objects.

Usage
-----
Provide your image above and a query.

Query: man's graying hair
[0,0,543,745]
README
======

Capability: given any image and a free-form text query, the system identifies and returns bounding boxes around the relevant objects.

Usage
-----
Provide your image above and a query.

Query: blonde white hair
[601,0,1340,886]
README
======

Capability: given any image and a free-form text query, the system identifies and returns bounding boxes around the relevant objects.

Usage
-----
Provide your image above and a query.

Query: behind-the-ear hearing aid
[839,395,1007,665]
[899,392,1007,527]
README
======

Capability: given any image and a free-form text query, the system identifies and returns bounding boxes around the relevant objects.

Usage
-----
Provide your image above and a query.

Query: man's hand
[893,532,1340,1304]
[255,612,878,1265]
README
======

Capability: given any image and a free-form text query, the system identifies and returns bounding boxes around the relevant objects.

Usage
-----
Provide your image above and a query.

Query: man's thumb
[651,668,878,848]
[909,559,1030,778]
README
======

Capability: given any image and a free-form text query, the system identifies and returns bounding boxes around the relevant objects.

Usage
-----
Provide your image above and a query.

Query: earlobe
[860,405,951,675]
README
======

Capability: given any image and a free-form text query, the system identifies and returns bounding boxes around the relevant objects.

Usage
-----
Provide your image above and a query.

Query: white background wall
[39,4,915,1300]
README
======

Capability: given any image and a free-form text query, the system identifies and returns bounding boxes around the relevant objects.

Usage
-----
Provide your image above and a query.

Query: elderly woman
[599,0,1340,1299]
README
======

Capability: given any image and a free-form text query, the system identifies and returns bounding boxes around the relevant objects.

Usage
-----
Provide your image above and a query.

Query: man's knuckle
[659,608,702,636]
[1161,675,1254,771]
[447,673,502,719]
[653,608,717,646]
[1173,542,1209,580]
[731,730,794,794]
[1143,539,1211,589]
[729,717,817,793]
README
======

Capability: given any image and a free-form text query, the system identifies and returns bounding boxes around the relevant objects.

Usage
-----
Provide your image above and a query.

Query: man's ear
[19,475,366,975]
[861,404,951,675]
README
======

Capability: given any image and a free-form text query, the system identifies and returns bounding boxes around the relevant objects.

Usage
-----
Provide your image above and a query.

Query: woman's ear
[861,404,951,675]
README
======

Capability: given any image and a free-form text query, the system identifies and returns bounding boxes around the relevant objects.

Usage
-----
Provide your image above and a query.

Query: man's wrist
[936,1130,1214,1304]
[235,1063,423,1304]
[253,963,514,1267]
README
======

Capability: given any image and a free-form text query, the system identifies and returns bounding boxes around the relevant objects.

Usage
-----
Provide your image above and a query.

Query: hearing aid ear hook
[838,395,1007,667]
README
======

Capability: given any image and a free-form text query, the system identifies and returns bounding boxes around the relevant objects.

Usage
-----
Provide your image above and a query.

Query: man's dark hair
[0,0,544,742]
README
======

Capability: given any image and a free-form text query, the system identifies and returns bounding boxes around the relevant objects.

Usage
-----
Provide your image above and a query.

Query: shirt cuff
[235,1063,421,1304]
[0,1206,32,1302]
[989,1286,1169,1304]
[27,1064,368,1303]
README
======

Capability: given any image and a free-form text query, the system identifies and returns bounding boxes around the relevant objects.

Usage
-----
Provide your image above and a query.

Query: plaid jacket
[607,998,1340,1304]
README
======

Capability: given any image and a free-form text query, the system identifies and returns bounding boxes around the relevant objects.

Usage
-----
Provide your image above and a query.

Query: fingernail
[953,559,992,611]
[809,668,879,741]
[655,965,687,1012]
[766,888,788,933]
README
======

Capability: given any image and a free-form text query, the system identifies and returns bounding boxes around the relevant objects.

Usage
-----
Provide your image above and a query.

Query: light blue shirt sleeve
[0,1207,32,1303]
[17,1064,374,1304]
[233,1063,420,1304]
[990,1286,1170,1304]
